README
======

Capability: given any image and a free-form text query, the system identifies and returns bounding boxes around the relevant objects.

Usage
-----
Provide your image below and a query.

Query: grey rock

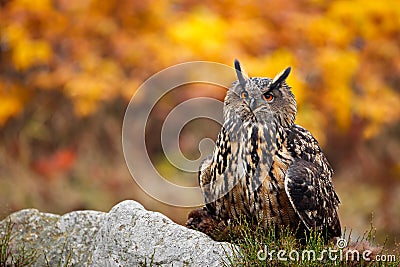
[91,200,235,266]
[0,208,105,266]
[0,200,237,266]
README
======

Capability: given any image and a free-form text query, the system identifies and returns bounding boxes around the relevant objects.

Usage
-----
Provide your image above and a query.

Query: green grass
[140,248,156,267]
[0,219,38,267]
[220,218,400,267]
[1,219,74,267]
[44,240,73,267]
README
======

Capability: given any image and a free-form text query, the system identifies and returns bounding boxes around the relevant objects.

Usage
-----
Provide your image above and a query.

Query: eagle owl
[191,59,341,239]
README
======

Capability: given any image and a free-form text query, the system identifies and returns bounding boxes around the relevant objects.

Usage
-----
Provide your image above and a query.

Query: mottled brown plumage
[187,60,341,240]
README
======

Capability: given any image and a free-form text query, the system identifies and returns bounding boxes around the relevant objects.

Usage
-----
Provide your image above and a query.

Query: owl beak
[249,98,257,111]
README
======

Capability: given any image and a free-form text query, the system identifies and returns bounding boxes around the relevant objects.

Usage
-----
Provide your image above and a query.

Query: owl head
[223,59,297,128]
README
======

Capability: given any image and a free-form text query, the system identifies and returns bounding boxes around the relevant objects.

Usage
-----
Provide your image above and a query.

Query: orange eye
[241,91,248,98]
[263,93,274,102]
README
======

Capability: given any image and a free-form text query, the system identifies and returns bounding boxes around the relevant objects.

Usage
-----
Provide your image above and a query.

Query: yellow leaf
[168,8,228,58]
[12,40,52,70]
[11,0,52,12]
[0,84,25,125]
[317,49,359,131]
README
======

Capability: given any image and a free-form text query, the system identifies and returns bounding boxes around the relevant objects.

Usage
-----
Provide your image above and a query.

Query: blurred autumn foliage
[0,0,399,246]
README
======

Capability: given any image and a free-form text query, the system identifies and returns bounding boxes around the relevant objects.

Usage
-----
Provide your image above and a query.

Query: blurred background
[1,0,399,247]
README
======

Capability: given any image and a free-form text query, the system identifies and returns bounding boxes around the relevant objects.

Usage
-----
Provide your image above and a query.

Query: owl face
[223,60,297,128]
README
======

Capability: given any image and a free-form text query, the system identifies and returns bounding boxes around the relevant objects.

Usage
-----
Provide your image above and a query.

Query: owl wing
[284,125,341,238]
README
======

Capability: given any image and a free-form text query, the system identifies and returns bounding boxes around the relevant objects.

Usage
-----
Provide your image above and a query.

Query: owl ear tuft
[234,59,248,89]
[270,67,291,89]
